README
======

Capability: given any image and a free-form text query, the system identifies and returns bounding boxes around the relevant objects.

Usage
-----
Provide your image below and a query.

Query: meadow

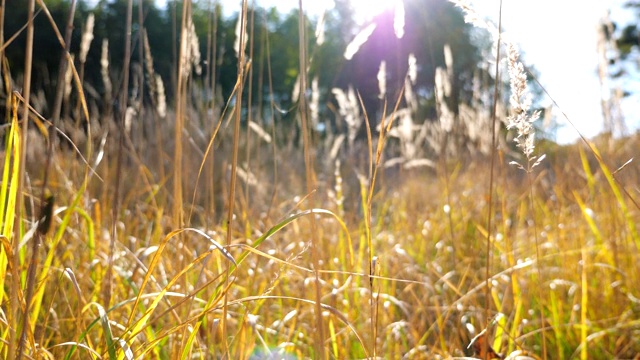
[1,0,640,359]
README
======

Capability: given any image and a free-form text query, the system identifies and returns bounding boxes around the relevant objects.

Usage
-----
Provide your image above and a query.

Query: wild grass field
[2,0,640,359]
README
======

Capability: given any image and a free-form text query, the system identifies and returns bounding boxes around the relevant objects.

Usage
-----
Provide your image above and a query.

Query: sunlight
[348,0,403,23]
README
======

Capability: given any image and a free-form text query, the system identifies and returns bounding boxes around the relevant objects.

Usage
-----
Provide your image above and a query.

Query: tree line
[1,0,492,146]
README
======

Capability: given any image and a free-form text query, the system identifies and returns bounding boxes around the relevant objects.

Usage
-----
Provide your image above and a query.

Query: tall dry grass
[1,1,640,359]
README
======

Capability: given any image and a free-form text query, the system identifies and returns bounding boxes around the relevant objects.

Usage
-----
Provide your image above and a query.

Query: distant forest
[2,0,490,133]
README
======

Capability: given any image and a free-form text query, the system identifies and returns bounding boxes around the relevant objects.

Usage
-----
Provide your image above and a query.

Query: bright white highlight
[344,23,377,60]
[349,0,404,24]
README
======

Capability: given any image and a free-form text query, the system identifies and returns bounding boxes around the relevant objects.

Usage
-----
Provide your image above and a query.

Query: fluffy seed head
[506,44,542,163]
[79,14,94,63]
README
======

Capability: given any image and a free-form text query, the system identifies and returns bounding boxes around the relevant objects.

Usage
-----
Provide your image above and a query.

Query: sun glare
[349,0,403,23]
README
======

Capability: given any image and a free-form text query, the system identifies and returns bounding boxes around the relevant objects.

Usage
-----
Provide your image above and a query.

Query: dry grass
[1,1,640,359]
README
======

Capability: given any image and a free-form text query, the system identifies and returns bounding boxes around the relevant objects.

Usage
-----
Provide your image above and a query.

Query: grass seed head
[506,44,541,162]
[79,13,94,64]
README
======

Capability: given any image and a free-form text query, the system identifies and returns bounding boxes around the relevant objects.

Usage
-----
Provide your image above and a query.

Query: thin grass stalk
[262,12,279,221]
[24,7,95,343]
[75,13,93,125]
[206,2,218,226]
[173,6,191,349]
[571,191,592,360]
[3,100,19,360]
[432,50,457,265]
[44,0,74,185]
[142,29,166,190]
[528,171,547,358]
[437,156,456,267]
[532,68,640,239]
[171,0,177,92]
[137,0,145,143]
[106,0,133,310]
[11,0,34,358]
[243,3,255,235]
[0,0,5,126]
[296,2,326,358]
[0,0,4,65]
[0,7,42,55]
[483,0,502,357]
[427,37,455,266]
[506,39,548,357]
[255,11,265,184]
[100,39,113,120]
[358,97,376,358]
[172,0,191,236]
[203,0,213,226]
[222,0,248,355]
[361,89,403,357]
[204,0,212,106]
[359,94,377,354]
[50,0,76,125]
[498,157,524,354]
[0,98,17,348]
[18,0,75,355]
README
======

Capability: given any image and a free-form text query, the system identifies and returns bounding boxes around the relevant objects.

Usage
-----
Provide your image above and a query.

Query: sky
[473,0,633,143]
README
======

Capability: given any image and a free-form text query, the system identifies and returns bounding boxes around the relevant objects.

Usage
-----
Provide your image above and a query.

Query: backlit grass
[2,0,640,359]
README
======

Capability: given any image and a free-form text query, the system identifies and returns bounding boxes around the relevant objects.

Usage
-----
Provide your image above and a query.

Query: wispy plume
[180,17,202,76]
[155,74,166,118]
[506,44,544,169]
[189,20,202,75]
[310,77,320,129]
[344,23,377,60]
[435,66,453,132]
[449,0,499,40]
[315,10,326,46]
[405,54,418,111]
[291,75,301,103]
[64,54,74,100]
[444,44,453,80]
[143,29,166,119]
[407,53,417,84]
[449,1,541,163]
[248,120,272,143]
[394,0,405,39]
[332,86,362,147]
[79,13,94,64]
[100,39,113,118]
[377,61,387,99]
[385,109,434,169]
[234,14,247,58]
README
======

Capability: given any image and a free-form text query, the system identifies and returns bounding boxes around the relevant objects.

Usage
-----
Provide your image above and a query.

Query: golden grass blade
[234,208,353,269]
[96,301,117,360]
[123,227,236,347]
[579,244,588,360]
[590,147,640,248]
[226,295,369,358]
[50,342,102,358]
[123,249,230,357]
[0,105,20,328]
[29,176,91,341]
[13,0,35,356]
[0,102,19,238]
[0,8,42,53]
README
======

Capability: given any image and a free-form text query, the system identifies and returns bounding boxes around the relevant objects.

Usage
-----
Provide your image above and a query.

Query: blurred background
[4,0,640,145]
